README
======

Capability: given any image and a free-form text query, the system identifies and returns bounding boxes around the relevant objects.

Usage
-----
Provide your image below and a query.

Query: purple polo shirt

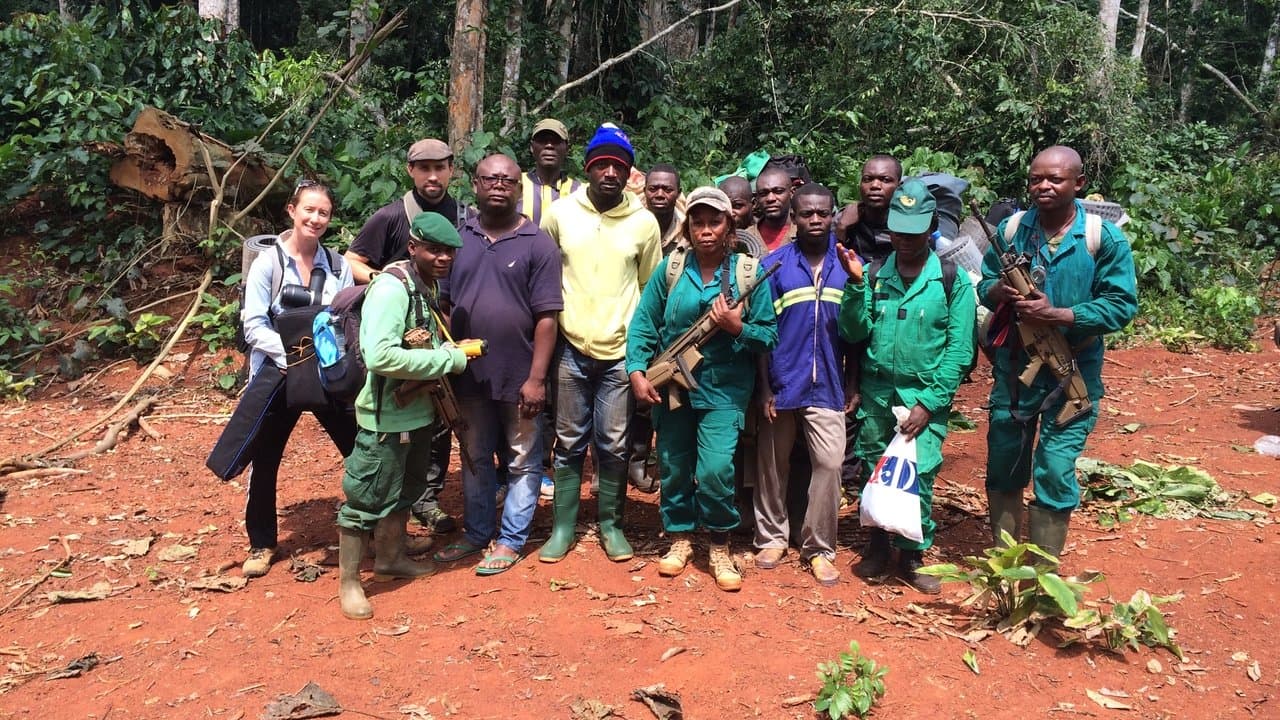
[440,216,563,403]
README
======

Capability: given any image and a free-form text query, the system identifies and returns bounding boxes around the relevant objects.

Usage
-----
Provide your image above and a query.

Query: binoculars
[279,267,326,309]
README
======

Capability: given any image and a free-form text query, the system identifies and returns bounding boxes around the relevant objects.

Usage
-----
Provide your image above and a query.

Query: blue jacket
[762,239,853,411]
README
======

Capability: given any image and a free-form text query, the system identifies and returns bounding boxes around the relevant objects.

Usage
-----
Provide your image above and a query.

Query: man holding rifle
[977,145,1137,563]
[335,213,470,620]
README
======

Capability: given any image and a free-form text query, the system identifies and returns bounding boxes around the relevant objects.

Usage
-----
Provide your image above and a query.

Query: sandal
[432,539,485,563]
[475,547,521,576]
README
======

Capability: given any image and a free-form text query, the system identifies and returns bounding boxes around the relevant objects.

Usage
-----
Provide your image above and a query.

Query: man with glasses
[432,154,562,574]
[344,137,472,536]
[538,123,662,564]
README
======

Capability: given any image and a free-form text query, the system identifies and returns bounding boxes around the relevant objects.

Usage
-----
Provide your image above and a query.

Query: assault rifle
[392,334,487,474]
[645,261,780,410]
[970,200,1091,427]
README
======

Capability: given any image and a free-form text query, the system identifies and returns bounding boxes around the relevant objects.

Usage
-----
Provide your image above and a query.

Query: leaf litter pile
[1077,457,1265,524]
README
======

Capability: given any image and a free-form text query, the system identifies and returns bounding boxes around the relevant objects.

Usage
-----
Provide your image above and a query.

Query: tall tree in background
[498,0,524,134]
[198,0,239,37]
[448,0,488,153]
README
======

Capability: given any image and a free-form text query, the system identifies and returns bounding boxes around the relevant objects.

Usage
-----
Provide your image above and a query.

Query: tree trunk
[1098,0,1120,57]
[448,0,488,154]
[554,0,575,85]
[1131,0,1150,59]
[499,0,524,134]
[1262,8,1280,90]
[348,1,372,85]
[58,0,73,22]
[197,0,239,37]
[1178,0,1204,122]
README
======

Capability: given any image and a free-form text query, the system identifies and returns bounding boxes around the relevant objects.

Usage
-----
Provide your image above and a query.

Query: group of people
[230,116,1137,620]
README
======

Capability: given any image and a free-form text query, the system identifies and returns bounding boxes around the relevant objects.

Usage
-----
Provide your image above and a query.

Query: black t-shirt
[348,191,463,270]
[845,205,892,264]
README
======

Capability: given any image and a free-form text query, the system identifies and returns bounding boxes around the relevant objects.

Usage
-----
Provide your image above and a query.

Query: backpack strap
[734,253,758,311]
[402,191,423,227]
[1084,213,1102,256]
[665,246,688,295]
[268,242,287,315]
[940,259,957,298]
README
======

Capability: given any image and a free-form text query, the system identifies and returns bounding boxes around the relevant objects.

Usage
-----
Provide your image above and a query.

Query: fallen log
[108,106,289,208]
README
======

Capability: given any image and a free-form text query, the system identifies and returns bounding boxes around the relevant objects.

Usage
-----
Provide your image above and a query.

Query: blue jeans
[552,341,632,481]
[458,396,545,552]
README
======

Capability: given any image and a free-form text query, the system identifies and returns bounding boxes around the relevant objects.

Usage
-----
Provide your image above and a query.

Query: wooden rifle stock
[969,200,1091,427]
[644,261,779,410]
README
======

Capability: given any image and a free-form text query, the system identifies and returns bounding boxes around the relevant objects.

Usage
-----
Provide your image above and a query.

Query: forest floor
[0,330,1278,720]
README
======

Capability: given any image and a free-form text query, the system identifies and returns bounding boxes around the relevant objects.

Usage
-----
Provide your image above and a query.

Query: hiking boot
[852,528,891,580]
[809,555,841,587]
[337,528,372,620]
[754,547,786,570]
[371,511,438,582]
[242,547,274,578]
[412,506,457,535]
[709,543,742,592]
[658,534,693,577]
[897,549,941,594]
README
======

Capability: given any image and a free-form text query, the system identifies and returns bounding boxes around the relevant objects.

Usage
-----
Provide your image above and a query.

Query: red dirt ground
[0,338,1277,720]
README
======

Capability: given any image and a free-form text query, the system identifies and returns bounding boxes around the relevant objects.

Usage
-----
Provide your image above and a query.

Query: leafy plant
[918,531,1094,631]
[0,368,38,400]
[191,292,240,354]
[1077,457,1258,523]
[1064,590,1185,660]
[814,641,887,720]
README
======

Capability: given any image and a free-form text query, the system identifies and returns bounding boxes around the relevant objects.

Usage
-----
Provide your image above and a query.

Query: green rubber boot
[1028,505,1071,565]
[596,472,634,562]
[539,466,582,563]
[337,527,372,620]
[987,490,1025,548]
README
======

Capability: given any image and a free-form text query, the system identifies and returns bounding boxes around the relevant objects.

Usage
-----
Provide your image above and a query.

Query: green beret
[409,212,463,248]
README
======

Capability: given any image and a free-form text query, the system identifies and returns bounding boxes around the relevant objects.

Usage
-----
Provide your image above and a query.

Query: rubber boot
[897,549,941,594]
[987,490,1025,548]
[337,527,372,620]
[1028,505,1071,566]
[596,472,634,562]
[852,528,892,580]
[371,510,437,582]
[539,466,582,563]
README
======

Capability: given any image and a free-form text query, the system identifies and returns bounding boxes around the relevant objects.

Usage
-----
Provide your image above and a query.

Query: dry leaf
[569,698,618,720]
[1231,651,1249,662]
[1247,661,1261,682]
[659,646,685,662]
[262,681,342,720]
[605,619,644,636]
[780,694,814,707]
[113,537,152,557]
[399,704,435,720]
[374,625,410,637]
[187,575,247,593]
[632,684,682,720]
[1146,659,1163,674]
[1086,688,1131,710]
[47,580,112,603]
[158,544,198,563]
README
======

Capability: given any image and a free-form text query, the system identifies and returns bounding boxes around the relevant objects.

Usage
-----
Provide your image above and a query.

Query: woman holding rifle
[625,187,777,591]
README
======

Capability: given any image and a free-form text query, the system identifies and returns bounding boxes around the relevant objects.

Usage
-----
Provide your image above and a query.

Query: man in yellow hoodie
[538,123,662,564]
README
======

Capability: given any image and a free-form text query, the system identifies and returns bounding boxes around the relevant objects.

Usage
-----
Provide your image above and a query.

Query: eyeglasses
[295,178,320,191]
[477,175,520,189]
[754,186,790,198]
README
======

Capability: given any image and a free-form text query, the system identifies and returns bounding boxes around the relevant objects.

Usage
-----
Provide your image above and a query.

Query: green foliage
[191,292,240,354]
[814,641,887,720]
[1077,457,1259,523]
[918,531,1093,626]
[0,367,39,400]
[1064,590,1185,660]
[86,310,171,361]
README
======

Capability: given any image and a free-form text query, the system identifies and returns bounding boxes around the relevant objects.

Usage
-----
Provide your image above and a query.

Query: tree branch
[531,0,746,117]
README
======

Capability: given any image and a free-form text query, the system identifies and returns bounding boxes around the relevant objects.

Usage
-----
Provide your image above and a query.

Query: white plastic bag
[859,406,924,543]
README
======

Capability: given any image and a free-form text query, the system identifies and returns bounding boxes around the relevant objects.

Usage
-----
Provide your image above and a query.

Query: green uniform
[338,268,467,531]
[626,254,777,532]
[977,202,1137,512]
[840,252,976,550]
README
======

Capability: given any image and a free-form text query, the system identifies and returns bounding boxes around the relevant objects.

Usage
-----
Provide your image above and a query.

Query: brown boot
[372,510,438,582]
[852,528,892,580]
[709,543,742,592]
[658,534,693,577]
[337,528,372,620]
